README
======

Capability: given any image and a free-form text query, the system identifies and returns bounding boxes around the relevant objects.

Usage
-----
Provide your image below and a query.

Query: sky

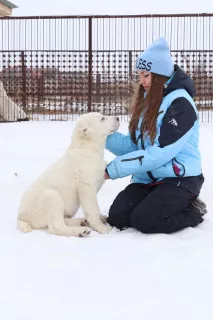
[12,0,213,16]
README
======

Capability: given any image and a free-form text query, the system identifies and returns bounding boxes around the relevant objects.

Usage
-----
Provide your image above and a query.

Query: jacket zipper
[139,132,157,182]
[121,156,144,166]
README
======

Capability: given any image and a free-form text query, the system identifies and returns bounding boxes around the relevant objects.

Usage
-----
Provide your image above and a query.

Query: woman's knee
[130,209,158,233]
[107,208,131,230]
[107,183,149,230]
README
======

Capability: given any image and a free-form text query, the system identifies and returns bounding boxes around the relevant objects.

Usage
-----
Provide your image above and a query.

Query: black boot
[191,197,207,216]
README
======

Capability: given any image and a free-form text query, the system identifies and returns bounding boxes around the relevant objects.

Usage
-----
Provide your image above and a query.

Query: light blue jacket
[106,87,202,184]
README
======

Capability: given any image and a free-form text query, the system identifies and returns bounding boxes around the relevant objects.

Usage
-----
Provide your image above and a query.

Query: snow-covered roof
[0,0,18,9]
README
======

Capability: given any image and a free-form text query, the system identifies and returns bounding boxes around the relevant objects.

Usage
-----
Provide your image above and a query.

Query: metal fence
[0,14,213,122]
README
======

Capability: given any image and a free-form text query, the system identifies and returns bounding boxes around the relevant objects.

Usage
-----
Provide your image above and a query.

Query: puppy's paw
[100,214,108,224]
[95,223,112,234]
[78,227,91,237]
[80,218,90,227]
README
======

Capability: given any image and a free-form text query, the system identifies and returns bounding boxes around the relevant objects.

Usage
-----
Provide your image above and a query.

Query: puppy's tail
[17,220,32,233]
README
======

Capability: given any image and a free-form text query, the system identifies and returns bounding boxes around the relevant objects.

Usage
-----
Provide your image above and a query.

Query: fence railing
[0,14,213,122]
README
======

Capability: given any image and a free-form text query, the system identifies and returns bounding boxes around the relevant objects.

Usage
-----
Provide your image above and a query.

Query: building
[0,0,17,16]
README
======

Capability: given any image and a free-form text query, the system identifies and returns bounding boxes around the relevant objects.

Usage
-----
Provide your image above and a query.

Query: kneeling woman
[105,37,207,234]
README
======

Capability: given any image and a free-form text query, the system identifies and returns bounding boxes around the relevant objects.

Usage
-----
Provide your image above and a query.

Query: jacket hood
[164,64,196,98]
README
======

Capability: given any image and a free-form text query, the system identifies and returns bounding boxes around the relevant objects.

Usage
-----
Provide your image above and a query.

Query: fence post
[129,50,133,80]
[21,51,27,113]
[88,17,92,112]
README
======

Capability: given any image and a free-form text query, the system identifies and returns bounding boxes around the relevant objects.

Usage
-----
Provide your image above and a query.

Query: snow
[0,120,213,320]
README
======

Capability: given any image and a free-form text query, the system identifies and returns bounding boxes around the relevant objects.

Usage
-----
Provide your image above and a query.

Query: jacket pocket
[172,158,186,177]
[121,156,144,166]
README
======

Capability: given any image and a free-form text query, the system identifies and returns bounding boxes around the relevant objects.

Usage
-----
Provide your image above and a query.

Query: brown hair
[129,73,169,145]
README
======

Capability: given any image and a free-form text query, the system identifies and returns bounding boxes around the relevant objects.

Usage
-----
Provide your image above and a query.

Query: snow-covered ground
[0,120,212,320]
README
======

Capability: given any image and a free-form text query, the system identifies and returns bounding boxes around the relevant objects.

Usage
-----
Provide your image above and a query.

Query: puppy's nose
[116,117,119,121]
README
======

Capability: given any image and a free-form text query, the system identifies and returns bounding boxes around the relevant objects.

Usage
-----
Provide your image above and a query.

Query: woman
[105,37,207,234]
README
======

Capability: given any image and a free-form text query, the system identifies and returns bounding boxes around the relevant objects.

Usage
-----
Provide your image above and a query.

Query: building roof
[0,0,18,9]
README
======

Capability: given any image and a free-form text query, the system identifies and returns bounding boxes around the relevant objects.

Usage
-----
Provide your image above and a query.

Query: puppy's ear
[79,127,92,138]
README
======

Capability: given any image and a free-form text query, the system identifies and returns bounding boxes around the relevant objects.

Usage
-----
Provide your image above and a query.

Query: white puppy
[17,112,119,237]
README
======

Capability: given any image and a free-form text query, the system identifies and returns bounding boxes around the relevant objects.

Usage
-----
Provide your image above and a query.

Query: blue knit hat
[135,37,174,77]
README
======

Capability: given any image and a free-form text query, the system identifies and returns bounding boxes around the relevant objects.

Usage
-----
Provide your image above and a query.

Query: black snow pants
[107,183,204,234]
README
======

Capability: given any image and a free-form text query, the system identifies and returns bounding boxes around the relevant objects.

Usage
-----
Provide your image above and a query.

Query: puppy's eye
[100,117,105,122]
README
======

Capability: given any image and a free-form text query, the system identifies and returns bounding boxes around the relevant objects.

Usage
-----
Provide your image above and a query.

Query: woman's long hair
[129,73,169,145]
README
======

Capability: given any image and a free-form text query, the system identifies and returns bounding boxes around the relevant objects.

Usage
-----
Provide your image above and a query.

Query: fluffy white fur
[17,112,119,237]
[0,81,27,121]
